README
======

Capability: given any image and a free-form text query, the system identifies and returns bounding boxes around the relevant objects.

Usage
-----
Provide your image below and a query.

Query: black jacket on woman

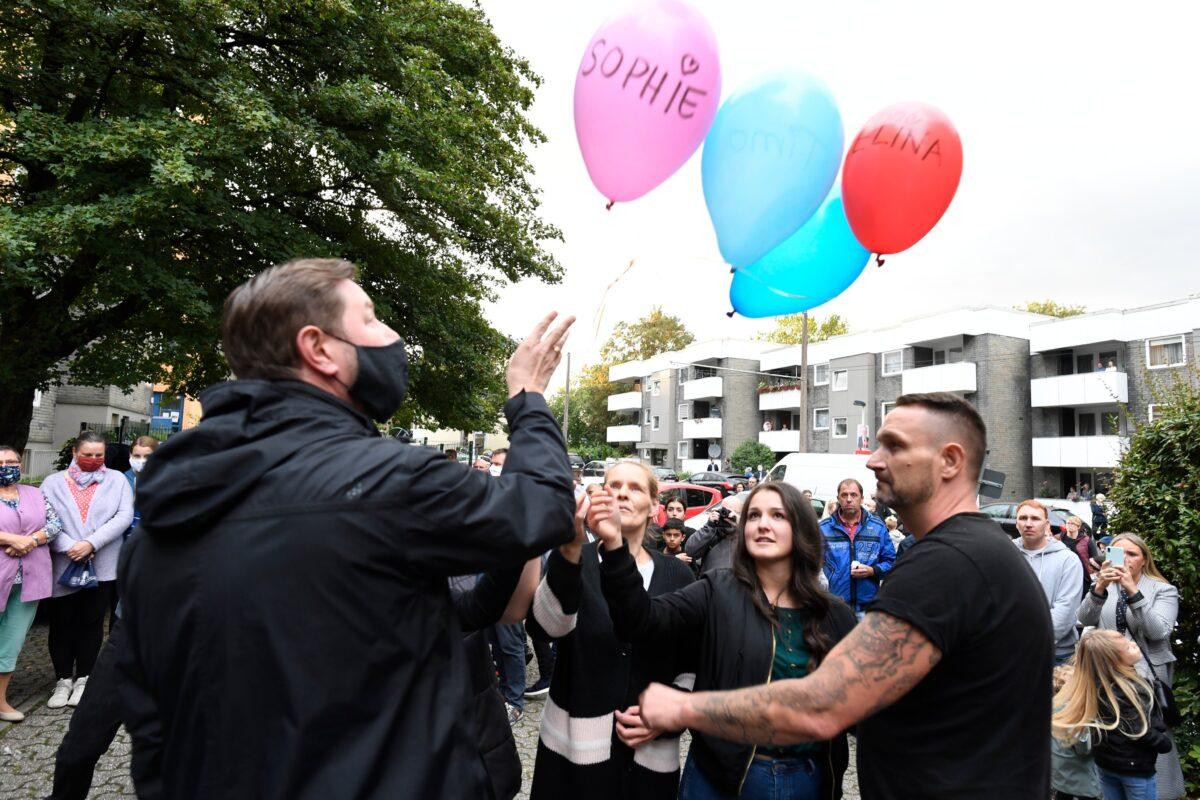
[526,542,695,800]
[599,545,857,798]
[450,567,527,800]
[1093,690,1173,777]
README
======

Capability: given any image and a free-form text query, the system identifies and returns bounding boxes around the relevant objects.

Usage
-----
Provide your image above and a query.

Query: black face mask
[331,335,409,422]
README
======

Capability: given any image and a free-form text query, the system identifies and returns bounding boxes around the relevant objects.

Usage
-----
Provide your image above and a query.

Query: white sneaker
[47,678,73,709]
[67,676,87,707]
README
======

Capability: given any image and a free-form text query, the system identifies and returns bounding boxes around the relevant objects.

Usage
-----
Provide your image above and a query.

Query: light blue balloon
[702,69,844,268]
[729,191,870,318]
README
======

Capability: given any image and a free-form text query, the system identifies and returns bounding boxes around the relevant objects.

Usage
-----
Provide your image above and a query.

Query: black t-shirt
[856,512,1053,799]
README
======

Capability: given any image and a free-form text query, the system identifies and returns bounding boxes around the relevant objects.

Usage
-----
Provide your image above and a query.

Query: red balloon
[842,103,963,255]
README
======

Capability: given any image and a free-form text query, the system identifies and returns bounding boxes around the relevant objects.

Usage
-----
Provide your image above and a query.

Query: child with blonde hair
[1051,663,1101,800]
[1053,629,1171,799]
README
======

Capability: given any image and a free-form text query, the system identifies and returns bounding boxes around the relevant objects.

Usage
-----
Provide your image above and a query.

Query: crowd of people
[0,258,1186,800]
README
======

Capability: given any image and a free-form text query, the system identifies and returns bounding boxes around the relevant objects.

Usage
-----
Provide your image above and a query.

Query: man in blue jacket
[821,478,895,618]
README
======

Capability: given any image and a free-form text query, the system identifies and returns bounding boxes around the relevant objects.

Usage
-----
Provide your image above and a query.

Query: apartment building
[606,340,778,474]
[23,379,154,478]
[757,307,1042,501]
[604,297,1200,500]
[1027,295,1200,496]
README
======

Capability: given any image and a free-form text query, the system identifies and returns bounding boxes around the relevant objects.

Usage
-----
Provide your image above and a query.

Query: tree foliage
[1018,300,1086,318]
[1108,369,1200,789]
[548,309,694,454]
[0,0,559,449]
[730,441,775,472]
[757,313,849,345]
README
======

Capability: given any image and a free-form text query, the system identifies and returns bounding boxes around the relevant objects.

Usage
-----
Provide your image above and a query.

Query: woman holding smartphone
[1077,532,1183,799]
[594,481,856,800]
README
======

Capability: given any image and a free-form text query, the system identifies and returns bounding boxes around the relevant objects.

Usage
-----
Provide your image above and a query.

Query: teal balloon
[702,69,843,268]
[729,192,870,318]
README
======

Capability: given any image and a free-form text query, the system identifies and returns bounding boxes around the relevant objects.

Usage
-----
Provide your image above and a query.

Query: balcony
[901,362,977,395]
[1031,372,1128,408]
[760,430,801,453]
[1032,436,1128,468]
[606,424,642,444]
[759,388,804,411]
[681,417,722,439]
[607,391,642,413]
[683,376,723,401]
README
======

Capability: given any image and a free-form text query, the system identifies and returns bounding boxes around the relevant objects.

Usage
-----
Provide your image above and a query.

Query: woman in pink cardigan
[0,444,62,722]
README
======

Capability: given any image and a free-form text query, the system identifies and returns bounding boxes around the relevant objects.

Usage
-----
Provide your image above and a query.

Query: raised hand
[586,488,623,551]
[560,491,591,564]
[506,312,576,398]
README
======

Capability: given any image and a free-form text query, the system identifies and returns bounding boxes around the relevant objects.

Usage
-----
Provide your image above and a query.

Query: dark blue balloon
[729,192,870,318]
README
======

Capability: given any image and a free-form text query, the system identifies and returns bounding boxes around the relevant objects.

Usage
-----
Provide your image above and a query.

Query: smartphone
[1107,547,1125,567]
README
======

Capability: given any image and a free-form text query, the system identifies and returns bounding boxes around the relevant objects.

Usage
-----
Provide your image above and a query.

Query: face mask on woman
[0,465,21,486]
[76,455,106,472]
[129,457,148,473]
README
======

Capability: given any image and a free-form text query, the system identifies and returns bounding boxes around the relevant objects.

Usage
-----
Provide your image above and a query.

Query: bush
[1108,370,1200,790]
[730,441,776,473]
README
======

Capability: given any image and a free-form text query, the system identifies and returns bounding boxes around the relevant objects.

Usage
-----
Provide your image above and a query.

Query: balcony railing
[606,424,642,444]
[901,362,977,395]
[683,376,723,401]
[759,430,801,453]
[759,389,804,411]
[681,417,722,440]
[1030,372,1128,407]
[1031,436,1128,468]
[607,391,642,413]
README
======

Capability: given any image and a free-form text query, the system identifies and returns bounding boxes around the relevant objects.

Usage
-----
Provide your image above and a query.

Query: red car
[654,482,723,528]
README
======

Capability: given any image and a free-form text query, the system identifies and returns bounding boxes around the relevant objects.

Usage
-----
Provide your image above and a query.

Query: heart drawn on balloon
[680,54,700,75]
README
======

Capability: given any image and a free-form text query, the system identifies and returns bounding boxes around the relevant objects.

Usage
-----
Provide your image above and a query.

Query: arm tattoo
[690,612,942,746]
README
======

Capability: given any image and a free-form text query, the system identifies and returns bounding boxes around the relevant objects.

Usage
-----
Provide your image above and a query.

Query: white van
[765,453,878,504]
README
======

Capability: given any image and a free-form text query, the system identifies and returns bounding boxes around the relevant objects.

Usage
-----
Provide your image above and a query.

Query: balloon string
[876,254,886,268]
[605,200,615,211]
[726,309,736,319]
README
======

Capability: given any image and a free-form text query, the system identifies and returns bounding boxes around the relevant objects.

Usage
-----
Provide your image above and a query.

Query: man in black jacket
[116,258,575,799]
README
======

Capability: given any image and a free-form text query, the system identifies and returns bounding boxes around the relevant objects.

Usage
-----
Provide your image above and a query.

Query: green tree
[730,441,775,472]
[1018,300,1086,318]
[757,313,849,345]
[1108,369,1200,789]
[0,0,559,449]
[600,307,695,364]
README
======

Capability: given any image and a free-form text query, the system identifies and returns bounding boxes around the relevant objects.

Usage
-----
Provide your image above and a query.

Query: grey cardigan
[1077,574,1178,669]
[41,469,134,596]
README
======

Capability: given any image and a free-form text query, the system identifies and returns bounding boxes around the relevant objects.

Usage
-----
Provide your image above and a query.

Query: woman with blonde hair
[1053,629,1171,799]
[1078,532,1183,798]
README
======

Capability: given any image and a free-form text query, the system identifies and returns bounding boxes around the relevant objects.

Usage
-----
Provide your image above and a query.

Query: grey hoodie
[1015,536,1084,659]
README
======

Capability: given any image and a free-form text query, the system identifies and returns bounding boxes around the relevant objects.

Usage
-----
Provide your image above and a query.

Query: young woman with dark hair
[594,481,857,799]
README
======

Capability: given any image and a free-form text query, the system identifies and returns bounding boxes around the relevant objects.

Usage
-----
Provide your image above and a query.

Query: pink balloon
[574,0,721,204]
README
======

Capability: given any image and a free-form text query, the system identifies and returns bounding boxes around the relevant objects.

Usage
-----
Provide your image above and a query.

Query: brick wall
[722,357,762,459]
[1125,329,1200,426]
[968,334,1032,501]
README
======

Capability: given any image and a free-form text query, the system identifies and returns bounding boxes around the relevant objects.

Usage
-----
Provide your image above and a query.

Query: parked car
[580,460,607,486]
[568,452,586,470]
[654,483,723,528]
[652,467,679,482]
[685,471,743,496]
[979,503,1093,539]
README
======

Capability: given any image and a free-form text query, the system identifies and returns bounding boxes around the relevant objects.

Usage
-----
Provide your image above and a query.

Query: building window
[813,364,829,386]
[32,390,42,408]
[813,408,830,430]
[832,370,848,391]
[652,415,661,431]
[652,379,661,396]
[882,350,904,376]
[948,347,963,363]
[881,401,896,424]
[832,417,848,438]
[677,441,688,460]
[933,350,946,365]
[677,368,688,383]
[1148,404,1163,422]
[677,403,690,422]
[643,379,651,393]
[644,408,651,427]
[1147,335,1185,369]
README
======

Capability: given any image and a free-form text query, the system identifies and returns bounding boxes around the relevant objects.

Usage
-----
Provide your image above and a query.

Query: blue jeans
[679,752,824,800]
[490,622,526,710]
[1098,769,1156,800]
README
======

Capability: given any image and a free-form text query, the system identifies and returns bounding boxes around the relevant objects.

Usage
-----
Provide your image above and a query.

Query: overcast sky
[477,0,1200,382]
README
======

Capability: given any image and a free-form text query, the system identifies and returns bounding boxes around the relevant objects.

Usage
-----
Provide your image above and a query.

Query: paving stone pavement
[1,626,858,799]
